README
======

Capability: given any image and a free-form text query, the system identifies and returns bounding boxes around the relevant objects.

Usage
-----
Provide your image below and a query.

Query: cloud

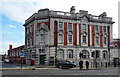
[8,24,16,28]
[0,1,50,23]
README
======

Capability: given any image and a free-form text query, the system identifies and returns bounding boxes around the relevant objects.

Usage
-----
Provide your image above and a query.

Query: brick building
[110,39,120,64]
[8,45,25,63]
[23,6,114,67]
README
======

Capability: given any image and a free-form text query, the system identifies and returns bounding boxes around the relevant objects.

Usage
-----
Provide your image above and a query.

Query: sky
[0,0,119,55]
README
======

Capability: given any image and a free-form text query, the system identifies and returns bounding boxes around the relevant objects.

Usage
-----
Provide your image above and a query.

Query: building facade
[8,45,25,63]
[110,39,120,64]
[23,6,114,67]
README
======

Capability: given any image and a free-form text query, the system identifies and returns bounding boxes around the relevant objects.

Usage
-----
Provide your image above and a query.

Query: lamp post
[108,44,110,66]
[54,20,58,65]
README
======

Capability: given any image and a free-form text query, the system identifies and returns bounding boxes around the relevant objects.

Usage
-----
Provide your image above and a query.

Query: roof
[23,8,115,27]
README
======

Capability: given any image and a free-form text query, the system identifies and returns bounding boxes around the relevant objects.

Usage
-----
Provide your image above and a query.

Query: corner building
[23,6,114,67]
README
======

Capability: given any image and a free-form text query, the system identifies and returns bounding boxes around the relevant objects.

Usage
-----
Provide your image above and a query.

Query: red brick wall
[73,23,77,46]
[54,22,58,46]
[64,22,67,45]
[79,24,81,46]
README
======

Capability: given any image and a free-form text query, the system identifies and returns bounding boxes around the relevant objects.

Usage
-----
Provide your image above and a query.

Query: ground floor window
[81,50,89,59]
[57,50,64,59]
[103,51,108,59]
[67,50,73,58]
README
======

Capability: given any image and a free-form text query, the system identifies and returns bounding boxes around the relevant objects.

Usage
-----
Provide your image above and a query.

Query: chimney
[9,45,12,50]
[70,6,75,13]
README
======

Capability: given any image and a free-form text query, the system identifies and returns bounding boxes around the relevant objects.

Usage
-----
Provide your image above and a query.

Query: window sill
[68,43,72,44]
[58,42,63,44]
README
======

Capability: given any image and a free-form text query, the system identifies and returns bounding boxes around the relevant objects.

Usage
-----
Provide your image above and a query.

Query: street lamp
[54,20,58,65]
[108,45,110,66]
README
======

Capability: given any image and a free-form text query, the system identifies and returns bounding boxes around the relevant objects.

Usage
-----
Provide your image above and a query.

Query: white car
[4,59,10,63]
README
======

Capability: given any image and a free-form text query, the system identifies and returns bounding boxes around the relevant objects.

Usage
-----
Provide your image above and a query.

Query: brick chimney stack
[9,45,12,50]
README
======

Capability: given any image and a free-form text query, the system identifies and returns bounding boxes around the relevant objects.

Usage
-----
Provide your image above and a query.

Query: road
[1,61,120,77]
[2,67,119,75]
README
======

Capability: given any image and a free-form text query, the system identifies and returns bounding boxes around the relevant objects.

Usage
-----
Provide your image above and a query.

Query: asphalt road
[1,61,120,77]
[2,67,119,75]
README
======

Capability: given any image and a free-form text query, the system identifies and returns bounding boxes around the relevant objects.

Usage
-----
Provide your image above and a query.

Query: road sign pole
[20,50,24,68]
[21,57,22,68]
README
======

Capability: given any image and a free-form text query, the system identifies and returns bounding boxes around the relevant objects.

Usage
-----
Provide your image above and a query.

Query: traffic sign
[20,51,24,57]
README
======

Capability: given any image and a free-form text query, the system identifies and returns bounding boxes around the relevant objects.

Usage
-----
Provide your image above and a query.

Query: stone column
[100,50,103,67]
[64,49,67,60]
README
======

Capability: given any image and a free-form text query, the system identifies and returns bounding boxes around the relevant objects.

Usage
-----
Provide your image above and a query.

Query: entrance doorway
[39,55,46,65]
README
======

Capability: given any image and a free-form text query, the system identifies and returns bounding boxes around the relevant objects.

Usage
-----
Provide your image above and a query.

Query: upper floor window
[83,36,86,43]
[95,25,99,32]
[82,24,86,30]
[16,50,18,56]
[41,34,45,42]
[59,22,63,29]
[58,34,63,43]
[68,35,72,43]
[67,50,73,58]
[95,37,99,45]
[103,26,106,32]
[27,27,29,34]
[30,26,32,32]
[68,23,72,30]
[103,37,107,44]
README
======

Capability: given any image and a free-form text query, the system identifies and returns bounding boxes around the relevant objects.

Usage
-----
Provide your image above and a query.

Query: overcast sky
[0,0,119,54]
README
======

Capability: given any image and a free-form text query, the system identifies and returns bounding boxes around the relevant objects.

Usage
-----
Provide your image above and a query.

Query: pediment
[38,22,48,32]
[80,14,91,21]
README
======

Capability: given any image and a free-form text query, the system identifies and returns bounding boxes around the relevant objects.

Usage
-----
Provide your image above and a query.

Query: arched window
[95,50,100,58]
[57,50,64,59]
[102,50,108,59]
[67,50,73,58]
[82,50,89,59]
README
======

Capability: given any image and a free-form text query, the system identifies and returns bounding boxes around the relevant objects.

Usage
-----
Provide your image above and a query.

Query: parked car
[55,60,76,69]
[9,60,14,63]
[4,59,10,63]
